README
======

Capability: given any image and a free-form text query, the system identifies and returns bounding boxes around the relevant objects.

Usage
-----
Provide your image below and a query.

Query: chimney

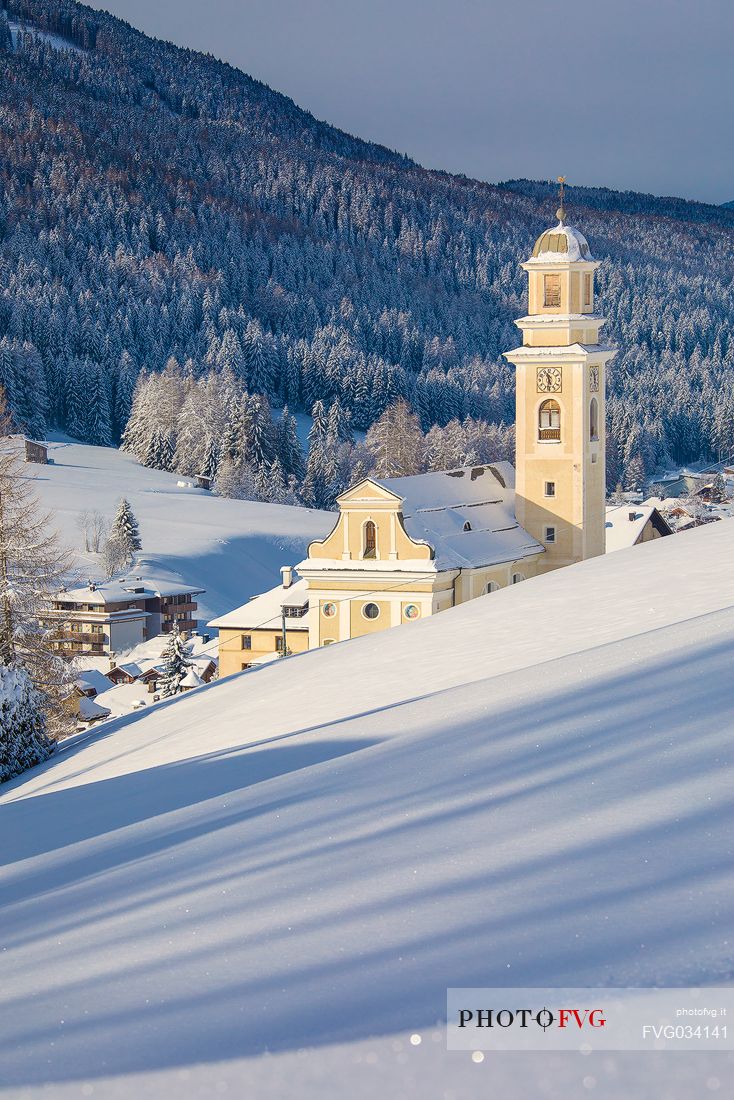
[628,511,637,522]
[281,565,293,589]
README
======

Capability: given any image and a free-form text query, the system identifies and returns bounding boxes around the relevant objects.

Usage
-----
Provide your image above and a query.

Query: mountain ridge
[2,0,734,491]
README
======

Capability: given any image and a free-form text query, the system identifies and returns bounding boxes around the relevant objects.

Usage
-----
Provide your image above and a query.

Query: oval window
[362,602,380,620]
[322,602,337,618]
[404,604,420,620]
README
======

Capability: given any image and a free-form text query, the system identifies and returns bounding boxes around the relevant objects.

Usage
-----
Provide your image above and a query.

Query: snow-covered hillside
[2,522,734,1097]
[25,439,333,623]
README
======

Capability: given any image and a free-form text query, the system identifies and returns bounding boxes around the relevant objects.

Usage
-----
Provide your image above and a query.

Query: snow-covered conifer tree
[0,662,54,784]
[109,498,142,566]
[710,472,728,503]
[327,399,354,446]
[275,406,305,480]
[159,625,192,697]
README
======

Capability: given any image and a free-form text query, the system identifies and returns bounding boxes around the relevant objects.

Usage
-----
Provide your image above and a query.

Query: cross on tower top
[556,176,566,225]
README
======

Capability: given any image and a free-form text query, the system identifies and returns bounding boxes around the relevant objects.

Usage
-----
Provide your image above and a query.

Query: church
[213,205,638,675]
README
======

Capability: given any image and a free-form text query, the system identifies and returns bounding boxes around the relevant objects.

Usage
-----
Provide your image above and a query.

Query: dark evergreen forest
[2,0,734,494]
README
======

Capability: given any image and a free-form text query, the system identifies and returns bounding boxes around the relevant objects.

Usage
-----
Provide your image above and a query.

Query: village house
[42,575,204,658]
[210,567,310,677]
[604,502,673,552]
[24,438,49,464]
[212,206,676,673]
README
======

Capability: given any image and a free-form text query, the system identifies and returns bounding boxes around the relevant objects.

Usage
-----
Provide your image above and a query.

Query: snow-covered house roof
[78,696,111,723]
[530,222,593,263]
[180,668,205,690]
[109,661,143,680]
[56,575,203,607]
[374,463,544,571]
[74,669,113,696]
[605,501,673,553]
[209,577,310,631]
[137,664,165,682]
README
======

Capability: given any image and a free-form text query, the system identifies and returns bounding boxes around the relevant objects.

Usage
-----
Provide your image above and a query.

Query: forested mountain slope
[2,0,734,486]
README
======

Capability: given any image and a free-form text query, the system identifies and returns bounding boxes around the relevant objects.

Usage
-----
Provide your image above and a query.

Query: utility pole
[280,609,289,658]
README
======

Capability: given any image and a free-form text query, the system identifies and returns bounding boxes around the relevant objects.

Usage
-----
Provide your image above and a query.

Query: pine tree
[0,662,55,784]
[300,460,330,510]
[275,406,305,479]
[624,454,646,492]
[0,14,12,52]
[109,497,142,565]
[308,400,329,451]
[159,625,192,697]
[201,436,221,481]
[327,399,354,445]
[710,472,728,504]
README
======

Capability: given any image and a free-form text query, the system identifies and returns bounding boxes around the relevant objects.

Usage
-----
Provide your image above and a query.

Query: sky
[94,0,734,205]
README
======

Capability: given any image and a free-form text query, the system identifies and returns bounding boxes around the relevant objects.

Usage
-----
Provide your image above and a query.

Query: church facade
[213,210,620,675]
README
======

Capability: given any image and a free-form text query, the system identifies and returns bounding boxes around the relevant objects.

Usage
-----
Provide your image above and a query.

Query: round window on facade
[322,602,337,618]
[362,602,380,620]
[404,603,420,620]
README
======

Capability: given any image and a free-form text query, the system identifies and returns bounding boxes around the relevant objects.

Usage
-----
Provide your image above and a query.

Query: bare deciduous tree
[0,389,73,739]
[76,509,91,553]
[102,532,128,579]
[89,509,108,553]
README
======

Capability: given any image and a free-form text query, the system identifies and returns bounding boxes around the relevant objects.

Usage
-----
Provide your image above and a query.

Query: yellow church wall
[510,326,609,571]
[306,584,435,646]
[349,599,392,638]
[309,577,435,595]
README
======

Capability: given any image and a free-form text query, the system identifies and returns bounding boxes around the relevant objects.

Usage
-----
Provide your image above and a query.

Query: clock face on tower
[589,366,600,392]
[536,366,562,393]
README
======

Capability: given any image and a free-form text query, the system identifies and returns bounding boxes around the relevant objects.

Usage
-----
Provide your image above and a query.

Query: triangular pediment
[336,478,402,506]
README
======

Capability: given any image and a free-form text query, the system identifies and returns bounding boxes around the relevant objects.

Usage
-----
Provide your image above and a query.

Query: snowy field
[24,438,333,624]
[1,520,734,1097]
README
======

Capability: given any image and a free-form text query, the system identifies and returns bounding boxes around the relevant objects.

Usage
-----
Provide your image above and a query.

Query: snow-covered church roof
[530,222,593,263]
[375,462,543,570]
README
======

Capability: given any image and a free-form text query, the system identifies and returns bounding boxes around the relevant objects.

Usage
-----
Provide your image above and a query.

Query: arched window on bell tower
[590,397,599,442]
[538,399,561,441]
[363,520,377,559]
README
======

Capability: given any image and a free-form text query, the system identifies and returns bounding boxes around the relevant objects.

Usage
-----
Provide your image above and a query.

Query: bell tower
[504,181,616,572]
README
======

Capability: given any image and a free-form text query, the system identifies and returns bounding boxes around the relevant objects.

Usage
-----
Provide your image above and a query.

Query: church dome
[531,221,593,263]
